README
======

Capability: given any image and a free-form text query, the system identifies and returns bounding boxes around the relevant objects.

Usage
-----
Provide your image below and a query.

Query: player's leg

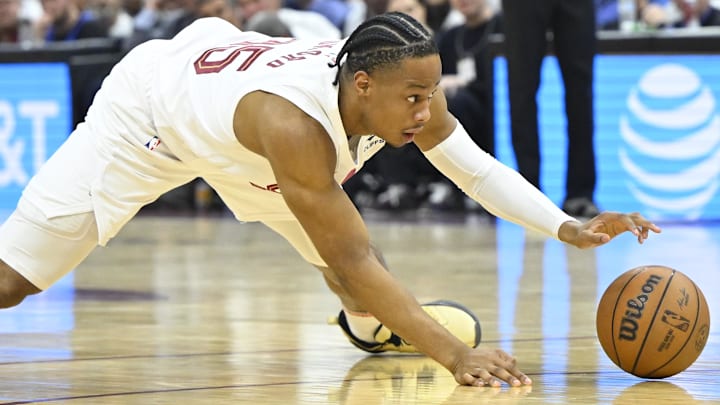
[0,260,39,308]
[262,219,482,353]
[0,116,107,308]
[0,200,98,308]
[0,117,193,309]
[501,0,552,189]
[554,0,598,216]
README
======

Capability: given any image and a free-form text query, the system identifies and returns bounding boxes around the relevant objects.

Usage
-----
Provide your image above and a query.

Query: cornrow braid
[329,12,438,85]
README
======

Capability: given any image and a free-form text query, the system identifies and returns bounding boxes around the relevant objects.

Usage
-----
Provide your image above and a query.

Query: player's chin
[385,134,414,148]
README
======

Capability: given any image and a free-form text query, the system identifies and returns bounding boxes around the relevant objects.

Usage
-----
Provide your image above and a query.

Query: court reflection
[612,381,696,404]
[497,220,600,402]
[330,355,533,405]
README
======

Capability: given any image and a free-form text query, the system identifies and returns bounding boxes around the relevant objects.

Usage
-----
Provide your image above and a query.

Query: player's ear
[353,71,370,95]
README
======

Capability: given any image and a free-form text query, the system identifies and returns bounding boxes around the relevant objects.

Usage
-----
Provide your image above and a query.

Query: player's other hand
[559,211,662,249]
[452,347,532,387]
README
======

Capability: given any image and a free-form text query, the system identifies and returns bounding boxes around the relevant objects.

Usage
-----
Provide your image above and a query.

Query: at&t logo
[619,64,720,220]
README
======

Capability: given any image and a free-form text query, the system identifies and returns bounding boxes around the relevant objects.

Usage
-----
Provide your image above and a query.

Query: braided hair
[329,12,438,85]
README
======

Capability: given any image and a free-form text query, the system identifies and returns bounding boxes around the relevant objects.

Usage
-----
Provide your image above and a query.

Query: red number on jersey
[193,39,296,74]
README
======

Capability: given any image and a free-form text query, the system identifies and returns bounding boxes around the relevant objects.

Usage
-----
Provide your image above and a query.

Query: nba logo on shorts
[145,136,162,151]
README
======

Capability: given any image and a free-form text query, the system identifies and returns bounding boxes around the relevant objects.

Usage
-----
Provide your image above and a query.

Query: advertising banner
[495,55,720,221]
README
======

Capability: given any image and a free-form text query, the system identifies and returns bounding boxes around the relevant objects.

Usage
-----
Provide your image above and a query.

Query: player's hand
[451,347,532,387]
[559,211,662,249]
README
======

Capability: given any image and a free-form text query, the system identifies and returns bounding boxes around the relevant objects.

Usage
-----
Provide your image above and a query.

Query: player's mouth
[402,126,423,143]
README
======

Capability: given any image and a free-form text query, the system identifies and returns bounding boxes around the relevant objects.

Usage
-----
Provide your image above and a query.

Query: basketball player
[0,13,661,387]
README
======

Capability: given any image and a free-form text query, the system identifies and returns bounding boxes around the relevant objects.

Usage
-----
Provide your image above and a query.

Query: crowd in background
[1,0,719,214]
[2,0,720,45]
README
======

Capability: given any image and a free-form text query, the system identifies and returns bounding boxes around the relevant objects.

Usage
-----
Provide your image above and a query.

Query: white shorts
[0,121,324,288]
[263,219,325,267]
[0,200,324,290]
[0,197,98,290]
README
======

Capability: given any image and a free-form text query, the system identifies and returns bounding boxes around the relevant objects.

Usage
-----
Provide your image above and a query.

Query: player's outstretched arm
[557,212,662,249]
[234,92,531,387]
[416,90,662,249]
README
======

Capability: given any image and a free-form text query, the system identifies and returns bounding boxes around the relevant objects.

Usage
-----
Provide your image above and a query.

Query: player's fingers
[620,216,642,236]
[629,213,662,234]
[519,373,533,385]
[580,229,610,247]
[640,222,662,234]
[506,364,533,385]
[461,372,485,387]
[476,367,515,387]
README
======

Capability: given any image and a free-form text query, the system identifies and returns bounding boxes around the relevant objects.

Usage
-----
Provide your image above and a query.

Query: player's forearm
[423,122,577,239]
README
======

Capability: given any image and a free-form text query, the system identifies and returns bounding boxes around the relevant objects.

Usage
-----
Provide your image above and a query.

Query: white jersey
[147,18,385,220]
[148,17,369,175]
[22,17,386,245]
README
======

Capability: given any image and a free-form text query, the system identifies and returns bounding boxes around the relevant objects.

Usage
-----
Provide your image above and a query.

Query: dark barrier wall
[490,30,720,222]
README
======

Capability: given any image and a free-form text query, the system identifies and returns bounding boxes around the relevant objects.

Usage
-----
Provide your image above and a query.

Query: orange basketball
[596,265,711,378]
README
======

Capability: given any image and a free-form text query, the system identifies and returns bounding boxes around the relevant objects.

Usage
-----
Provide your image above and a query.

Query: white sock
[343,308,382,343]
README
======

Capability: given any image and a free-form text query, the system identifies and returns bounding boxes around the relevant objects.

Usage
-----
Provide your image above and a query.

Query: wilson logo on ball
[619,274,663,341]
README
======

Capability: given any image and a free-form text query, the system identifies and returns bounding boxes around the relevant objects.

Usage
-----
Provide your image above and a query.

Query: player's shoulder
[233,91,334,164]
[236,91,326,136]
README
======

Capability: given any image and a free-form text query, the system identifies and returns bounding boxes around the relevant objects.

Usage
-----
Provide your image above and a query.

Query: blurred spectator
[35,0,109,41]
[637,0,695,28]
[386,0,428,30]
[244,9,291,34]
[195,0,232,19]
[22,0,44,21]
[595,0,620,30]
[0,0,34,43]
[236,0,340,39]
[438,0,500,154]
[126,0,232,50]
[667,0,720,27]
[122,0,142,15]
[595,0,720,31]
[127,0,178,49]
[86,0,133,38]
[696,0,720,25]
[502,0,600,218]
[340,0,366,35]
[638,0,674,27]
[425,0,464,34]
[283,0,349,32]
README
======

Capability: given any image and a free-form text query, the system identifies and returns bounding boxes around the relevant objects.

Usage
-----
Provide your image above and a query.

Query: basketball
[596,265,711,378]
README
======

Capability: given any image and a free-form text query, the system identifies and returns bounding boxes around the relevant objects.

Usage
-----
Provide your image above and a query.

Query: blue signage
[495,54,720,221]
[0,63,72,215]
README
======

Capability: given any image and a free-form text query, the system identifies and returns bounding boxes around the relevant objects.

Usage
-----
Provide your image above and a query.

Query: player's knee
[0,260,40,309]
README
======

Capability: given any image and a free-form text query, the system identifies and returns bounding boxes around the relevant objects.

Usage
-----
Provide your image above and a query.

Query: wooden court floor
[0,212,718,404]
